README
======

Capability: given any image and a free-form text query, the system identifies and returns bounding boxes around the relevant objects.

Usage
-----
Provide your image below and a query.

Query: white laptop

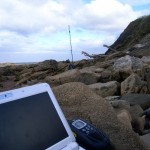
[0,83,84,150]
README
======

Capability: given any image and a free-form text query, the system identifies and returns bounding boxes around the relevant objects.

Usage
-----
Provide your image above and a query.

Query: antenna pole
[68,25,74,64]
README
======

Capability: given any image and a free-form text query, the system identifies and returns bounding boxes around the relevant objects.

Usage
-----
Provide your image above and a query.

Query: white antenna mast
[68,25,74,65]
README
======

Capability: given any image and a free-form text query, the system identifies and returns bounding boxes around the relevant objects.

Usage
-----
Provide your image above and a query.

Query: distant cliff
[106,15,150,56]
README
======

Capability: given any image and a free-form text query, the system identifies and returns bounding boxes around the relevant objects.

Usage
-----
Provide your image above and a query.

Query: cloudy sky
[0,0,150,63]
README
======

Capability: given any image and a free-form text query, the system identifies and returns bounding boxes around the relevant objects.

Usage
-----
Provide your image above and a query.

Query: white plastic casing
[0,83,77,150]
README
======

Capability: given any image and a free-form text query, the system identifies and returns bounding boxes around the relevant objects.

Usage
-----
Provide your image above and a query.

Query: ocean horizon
[15,62,38,65]
[0,62,38,66]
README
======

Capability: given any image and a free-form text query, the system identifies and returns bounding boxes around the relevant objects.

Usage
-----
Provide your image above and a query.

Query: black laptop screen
[0,92,68,150]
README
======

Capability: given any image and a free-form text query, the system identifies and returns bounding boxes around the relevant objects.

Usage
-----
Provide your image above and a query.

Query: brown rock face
[88,81,120,97]
[52,82,146,150]
[34,60,58,72]
[45,66,102,87]
[132,116,146,135]
[45,69,80,86]
[121,94,150,110]
[140,133,150,149]
[117,109,132,129]
[112,55,143,81]
[121,73,148,95]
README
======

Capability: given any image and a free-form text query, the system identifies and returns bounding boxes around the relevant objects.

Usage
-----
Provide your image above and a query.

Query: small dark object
[68,63,75,70]
[143,108,150,118]
[65,59,70,63]
[68,119,111,150]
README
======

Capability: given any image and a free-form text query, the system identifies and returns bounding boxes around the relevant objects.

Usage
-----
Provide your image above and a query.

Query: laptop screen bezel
[0,83,75,150]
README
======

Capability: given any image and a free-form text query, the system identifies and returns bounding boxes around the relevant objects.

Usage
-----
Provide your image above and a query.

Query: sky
[0,0,150,63]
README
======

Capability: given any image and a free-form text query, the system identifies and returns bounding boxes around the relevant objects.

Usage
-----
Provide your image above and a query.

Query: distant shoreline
[15,62,38,65]
[0,62,38,67]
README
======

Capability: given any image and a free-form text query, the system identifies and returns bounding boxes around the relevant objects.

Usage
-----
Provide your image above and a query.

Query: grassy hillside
[106,15,150,54]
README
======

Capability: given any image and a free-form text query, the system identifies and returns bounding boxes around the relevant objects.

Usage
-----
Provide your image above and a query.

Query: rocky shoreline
[0,53,150,149]
[0,15,150,149]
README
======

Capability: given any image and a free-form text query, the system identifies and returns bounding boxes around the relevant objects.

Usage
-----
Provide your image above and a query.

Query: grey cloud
[0,0,71,35]
[0,30,35,53]
[0,0,139,36]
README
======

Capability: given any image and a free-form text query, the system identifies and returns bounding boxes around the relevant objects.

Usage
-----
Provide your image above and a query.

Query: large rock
[88,81,120,97]
[74,59,95,69]
[99,70,112,82]
[96,59,115,69]
[110,100,130,110]
[86,67,112,83]
[45,69,80,86]
[129,104,144,120]
[52,82,146,150]
[113,55,143,80]
[46,66,101,86]
[141,56,150,65]
[0,66,16,76]
[76,66,101,85]
[132,115,146,135]
[145,68,150,92]
[121,73,148,95]
[140,133,150,149]
[34,60,58,72]
[121,94,150,110]
[15,70,48,86]
[116,109,132,129]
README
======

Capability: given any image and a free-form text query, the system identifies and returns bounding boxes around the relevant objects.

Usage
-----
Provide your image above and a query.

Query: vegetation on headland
[106,14,150,54]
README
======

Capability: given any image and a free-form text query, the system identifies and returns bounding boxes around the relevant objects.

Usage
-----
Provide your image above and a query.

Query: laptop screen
[0,92,68,150]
